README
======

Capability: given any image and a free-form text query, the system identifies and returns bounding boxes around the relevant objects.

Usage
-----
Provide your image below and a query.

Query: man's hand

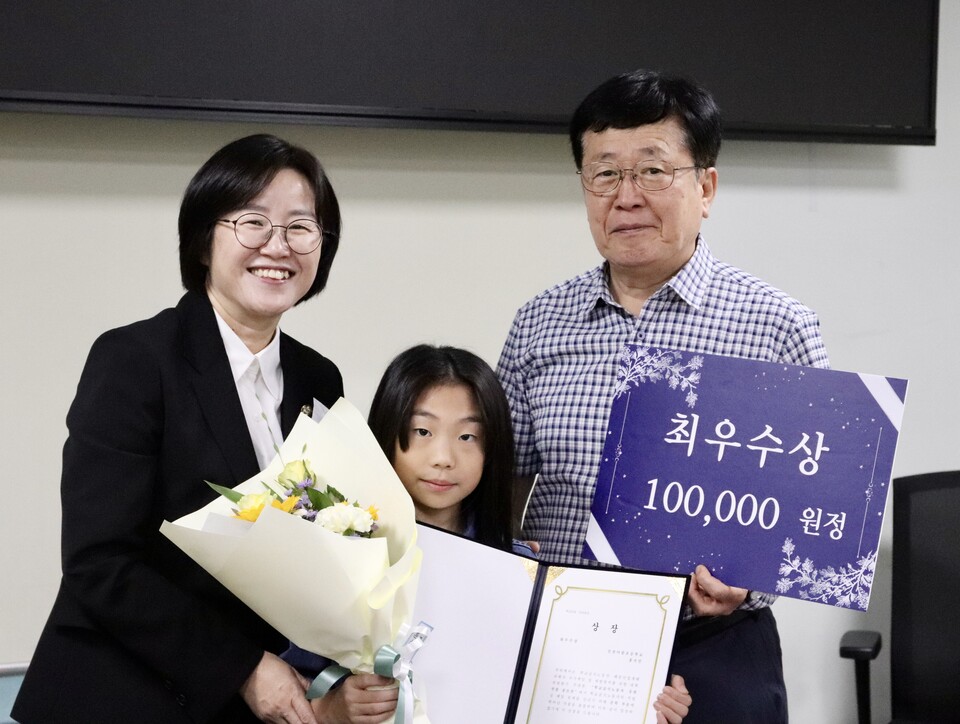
[310,673,398,724]
[240,651,317,724]
[686,565,748,617]
[654,674,691,723]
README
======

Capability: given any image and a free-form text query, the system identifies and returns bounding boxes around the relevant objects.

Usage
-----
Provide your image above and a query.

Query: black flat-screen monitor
[0,1,939,145]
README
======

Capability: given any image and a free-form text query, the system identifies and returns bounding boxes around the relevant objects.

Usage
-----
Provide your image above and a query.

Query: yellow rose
[273,495,300,514]
[234,491,273,522]
[235,491,299,521]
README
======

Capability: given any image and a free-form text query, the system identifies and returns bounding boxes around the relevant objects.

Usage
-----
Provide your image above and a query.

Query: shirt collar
[582,234,716,316]
[577,265,616,318]
[660,235,715,309]
[212,309,283,398]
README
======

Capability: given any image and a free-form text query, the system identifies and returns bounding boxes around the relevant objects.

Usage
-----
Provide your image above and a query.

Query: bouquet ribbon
[307,621,433,724]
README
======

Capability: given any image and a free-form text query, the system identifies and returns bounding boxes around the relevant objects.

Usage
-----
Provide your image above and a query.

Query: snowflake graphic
[775,538,876,610]
[614,347,704,407]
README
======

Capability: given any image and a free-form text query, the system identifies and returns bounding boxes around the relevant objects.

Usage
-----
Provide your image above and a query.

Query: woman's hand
[653,674,691,724]
[240,651,317,724]
[310,673,399,724]
[686,564,749,617]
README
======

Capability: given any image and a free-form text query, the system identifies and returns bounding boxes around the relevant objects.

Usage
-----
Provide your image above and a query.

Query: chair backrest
[0,664,27,724]
[891,471,960,721]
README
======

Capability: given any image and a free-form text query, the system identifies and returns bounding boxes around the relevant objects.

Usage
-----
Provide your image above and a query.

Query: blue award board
[584,346,907,610]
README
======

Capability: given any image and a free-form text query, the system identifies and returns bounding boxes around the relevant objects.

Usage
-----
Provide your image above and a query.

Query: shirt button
[176,694,187,707]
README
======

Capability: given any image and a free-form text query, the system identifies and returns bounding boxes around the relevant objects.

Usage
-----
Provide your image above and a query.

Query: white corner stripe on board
[585,515,622,566]
[858,374,904,431]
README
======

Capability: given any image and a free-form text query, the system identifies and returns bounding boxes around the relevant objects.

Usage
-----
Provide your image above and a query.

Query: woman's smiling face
[206,168,320,337]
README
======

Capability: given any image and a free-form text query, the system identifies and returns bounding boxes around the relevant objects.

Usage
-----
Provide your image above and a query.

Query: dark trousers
[670,607,788,724]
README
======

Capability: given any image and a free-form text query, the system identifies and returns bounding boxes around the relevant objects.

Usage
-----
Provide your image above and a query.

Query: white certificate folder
[412,523,689,724]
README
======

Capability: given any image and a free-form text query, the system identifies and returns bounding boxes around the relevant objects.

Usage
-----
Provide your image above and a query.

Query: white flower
[315,502,375,536]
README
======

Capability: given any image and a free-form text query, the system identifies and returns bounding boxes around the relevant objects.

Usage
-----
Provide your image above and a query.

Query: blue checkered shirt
[497,238,830,614]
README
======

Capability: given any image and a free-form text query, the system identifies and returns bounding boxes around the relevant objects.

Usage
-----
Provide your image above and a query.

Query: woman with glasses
[13,135,396,724]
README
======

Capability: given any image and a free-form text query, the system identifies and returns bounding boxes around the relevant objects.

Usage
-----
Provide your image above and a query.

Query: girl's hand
[310,673,399,724]
[653,674,691,723]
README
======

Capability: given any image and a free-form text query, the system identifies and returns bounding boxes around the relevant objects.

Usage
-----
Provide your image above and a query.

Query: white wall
[2,7,957,722]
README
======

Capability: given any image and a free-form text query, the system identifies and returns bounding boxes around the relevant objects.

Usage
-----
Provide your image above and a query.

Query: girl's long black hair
[368,345,514,551]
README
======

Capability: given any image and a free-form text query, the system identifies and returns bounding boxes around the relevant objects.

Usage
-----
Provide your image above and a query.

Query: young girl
[291,345,520,720]
[367,344,690,724]
[367,343,524,553]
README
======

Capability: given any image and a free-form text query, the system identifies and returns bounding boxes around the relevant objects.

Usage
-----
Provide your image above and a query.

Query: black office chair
[840,471,960,724]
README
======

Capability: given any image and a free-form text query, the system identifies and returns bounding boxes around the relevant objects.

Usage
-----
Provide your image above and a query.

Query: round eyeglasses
[578,160,701,195]
[219,212,323,254]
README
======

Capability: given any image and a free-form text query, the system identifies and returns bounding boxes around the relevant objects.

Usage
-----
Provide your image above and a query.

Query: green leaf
[206,481,244,504]
[306,486,334,510]
[325,484,346,503]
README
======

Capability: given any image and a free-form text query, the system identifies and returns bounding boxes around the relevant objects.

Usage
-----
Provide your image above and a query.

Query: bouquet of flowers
[160,398,426,722]
[207,458,381,535]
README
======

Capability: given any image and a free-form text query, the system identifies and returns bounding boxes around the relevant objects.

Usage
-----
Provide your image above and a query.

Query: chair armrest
[839,630,882,660]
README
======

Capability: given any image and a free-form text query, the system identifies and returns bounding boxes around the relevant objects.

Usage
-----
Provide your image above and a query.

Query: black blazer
[13,291,343,724]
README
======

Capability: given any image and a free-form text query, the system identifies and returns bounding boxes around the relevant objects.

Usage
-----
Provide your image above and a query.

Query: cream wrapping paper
[160,397,423,676]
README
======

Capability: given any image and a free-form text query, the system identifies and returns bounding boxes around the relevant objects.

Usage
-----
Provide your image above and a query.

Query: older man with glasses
[497,69,830,722]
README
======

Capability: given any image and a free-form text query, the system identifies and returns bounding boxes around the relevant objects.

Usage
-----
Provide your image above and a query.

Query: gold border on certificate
[523,568,674,723]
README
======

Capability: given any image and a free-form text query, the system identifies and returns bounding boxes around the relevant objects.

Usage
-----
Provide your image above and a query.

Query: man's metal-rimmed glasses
[578,160,701,195]
[219,212,323,254]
